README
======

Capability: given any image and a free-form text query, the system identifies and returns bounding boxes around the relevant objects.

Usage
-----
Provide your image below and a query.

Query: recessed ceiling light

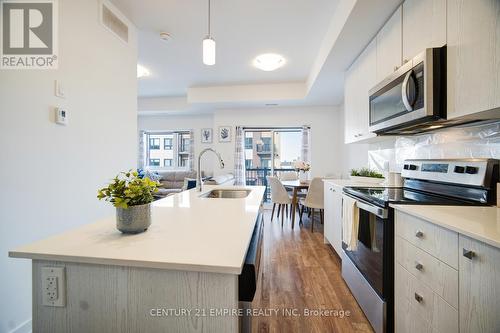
[253,53,286,71]
[159,32,172,42]
[137,64,150,78]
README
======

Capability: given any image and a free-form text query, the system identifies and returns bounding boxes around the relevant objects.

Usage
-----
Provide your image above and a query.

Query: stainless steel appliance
[369,47,447,134]
[341,158,499,333]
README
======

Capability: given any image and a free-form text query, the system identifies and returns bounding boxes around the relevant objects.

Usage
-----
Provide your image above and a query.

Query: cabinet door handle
[414,293,423,303]
[415,230,424,238]
[463,249,475,260]
[415,262,423,271]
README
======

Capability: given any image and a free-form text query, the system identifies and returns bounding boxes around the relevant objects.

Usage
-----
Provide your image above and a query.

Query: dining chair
[299,177,324,232]
[267,176,292,227]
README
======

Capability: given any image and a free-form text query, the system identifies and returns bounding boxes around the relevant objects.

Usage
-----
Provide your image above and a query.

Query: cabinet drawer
[396,236,458,308]
[396,264,458,333]
[395,211,458,269]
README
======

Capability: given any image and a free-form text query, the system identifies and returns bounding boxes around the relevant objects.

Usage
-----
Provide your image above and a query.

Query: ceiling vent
[100,1,129,44]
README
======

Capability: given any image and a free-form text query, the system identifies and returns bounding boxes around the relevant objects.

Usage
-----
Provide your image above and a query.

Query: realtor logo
[1,0,58,69]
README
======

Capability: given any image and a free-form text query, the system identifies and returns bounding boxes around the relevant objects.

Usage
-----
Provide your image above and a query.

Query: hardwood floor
[252,208,373,333]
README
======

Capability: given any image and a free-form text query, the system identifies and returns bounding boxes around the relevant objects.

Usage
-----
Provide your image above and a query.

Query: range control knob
[409,164,418,171]
[465,166,479,174]
[454,166,465,173]
[403,164,410,170]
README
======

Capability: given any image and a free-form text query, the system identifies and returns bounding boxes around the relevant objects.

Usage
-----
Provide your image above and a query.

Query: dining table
[281,179,310,229]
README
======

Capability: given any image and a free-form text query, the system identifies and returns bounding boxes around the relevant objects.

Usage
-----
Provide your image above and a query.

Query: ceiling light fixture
[159,32,172,42]
[253,53,286,71]
[137,64,150,78]
[202,0,215,66]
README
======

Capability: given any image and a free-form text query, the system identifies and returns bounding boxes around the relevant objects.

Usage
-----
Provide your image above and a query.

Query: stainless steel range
[341,158,499,333]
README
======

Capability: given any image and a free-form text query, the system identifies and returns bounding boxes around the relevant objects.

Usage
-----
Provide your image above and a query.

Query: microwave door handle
[402,71,414,111]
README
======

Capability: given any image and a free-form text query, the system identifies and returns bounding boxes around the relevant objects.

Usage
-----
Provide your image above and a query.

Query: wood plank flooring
[252,208,373,333]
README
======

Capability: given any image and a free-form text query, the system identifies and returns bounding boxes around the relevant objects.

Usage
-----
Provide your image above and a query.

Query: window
[179,133,190,152]
[149,138,160,150]
[164,138,173,150]
[179,155,188,168]
[143,131,191,170]
[245,137,253,149]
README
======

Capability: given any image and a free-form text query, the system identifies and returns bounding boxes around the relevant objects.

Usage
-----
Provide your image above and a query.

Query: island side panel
[32,260,239,333]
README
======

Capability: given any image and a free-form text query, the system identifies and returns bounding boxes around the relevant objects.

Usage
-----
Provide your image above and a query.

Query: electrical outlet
[41,267,66,307]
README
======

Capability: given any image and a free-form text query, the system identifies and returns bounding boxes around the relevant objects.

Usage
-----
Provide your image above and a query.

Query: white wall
[138,106,344,179]
[137,114,216,175]
[213,106,343,178]
[0,1,138,332]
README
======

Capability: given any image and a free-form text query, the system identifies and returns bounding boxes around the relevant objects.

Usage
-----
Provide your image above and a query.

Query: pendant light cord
[208,0,211,37]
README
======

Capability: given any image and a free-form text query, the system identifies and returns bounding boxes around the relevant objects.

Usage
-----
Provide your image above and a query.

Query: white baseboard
[8,319,32,333]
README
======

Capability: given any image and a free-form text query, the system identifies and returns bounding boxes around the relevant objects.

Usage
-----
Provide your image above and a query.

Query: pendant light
[202,0,215,65]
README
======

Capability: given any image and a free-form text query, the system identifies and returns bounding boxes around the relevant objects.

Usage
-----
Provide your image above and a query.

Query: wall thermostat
[55,107,68,125]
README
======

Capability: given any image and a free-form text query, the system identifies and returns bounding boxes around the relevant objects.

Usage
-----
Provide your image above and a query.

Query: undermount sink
[200,189,251,199]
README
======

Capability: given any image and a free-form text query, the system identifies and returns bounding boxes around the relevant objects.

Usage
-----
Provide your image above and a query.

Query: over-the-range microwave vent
[100,1,129,43]
[378,118,490,135]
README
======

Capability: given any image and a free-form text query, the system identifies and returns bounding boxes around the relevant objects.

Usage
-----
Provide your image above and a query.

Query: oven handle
[343,193,389,219]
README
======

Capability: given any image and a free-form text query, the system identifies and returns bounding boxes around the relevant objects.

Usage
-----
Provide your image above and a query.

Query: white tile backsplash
[368,120,500,172]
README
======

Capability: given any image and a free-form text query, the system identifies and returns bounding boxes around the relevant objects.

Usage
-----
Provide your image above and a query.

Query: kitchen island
[9,185,265,333]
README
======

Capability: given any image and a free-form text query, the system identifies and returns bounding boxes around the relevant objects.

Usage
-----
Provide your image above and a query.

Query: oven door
[342,196,390,299]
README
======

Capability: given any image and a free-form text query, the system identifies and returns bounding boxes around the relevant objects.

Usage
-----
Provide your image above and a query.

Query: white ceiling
[112,0,339,97]
[112,0,402,113]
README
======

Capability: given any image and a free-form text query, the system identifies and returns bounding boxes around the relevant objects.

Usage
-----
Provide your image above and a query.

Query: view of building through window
[244,128,302,199]
[144,131,191,169]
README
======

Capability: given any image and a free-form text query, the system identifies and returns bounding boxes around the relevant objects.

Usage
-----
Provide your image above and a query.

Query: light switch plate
[41,266,66,307]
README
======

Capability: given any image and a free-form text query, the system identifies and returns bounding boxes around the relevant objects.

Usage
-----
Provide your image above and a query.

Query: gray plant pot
[116,203,151,234]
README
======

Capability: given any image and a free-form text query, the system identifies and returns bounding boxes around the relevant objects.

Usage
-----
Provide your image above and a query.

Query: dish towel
[342,196,359,251]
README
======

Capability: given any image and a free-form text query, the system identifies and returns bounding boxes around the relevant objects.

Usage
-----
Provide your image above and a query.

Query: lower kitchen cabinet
[395,211,500,333]
[459,235,500,333]
[323,183,342,256]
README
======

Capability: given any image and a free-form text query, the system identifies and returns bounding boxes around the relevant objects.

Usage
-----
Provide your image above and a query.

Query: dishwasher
[238,211,264,333]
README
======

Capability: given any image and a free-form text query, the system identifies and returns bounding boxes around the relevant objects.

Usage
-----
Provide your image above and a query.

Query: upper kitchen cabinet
[402,0,446,61]
[447,0,500,119]
[376,6,402,82]
[344,39,377,144]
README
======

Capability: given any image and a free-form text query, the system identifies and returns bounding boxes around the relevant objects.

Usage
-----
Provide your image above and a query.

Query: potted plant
[97,171,159,234]
[350,168,385,184]
[293,160,311,184]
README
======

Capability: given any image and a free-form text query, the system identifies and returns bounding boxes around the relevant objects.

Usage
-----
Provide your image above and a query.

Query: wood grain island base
[32,260,239,333]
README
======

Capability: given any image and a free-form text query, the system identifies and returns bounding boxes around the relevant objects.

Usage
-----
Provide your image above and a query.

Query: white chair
[267,176,292,227]
[299,177,324,232]
[279,171,298,181]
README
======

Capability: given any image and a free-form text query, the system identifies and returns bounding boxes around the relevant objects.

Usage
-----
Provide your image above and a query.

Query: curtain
[188,130,195,171]
[301,125,311,163]
[234,126,246,186]
[137,130,146,169]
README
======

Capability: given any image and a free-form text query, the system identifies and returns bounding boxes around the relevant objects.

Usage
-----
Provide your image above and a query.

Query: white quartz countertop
[391,204,500,249]
[9,186,265,275]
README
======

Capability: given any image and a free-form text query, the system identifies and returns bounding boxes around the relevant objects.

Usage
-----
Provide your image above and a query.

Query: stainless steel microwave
[368,46,446,134]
